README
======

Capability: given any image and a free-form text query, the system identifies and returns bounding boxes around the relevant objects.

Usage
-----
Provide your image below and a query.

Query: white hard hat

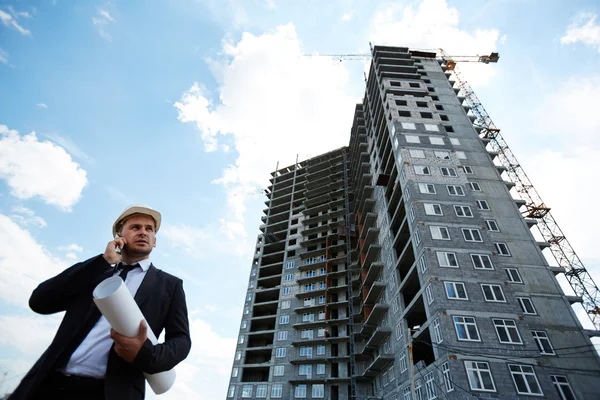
[112,204,162,238]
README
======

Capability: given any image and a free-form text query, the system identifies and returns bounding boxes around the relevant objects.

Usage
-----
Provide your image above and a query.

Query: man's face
[120,214,156,257]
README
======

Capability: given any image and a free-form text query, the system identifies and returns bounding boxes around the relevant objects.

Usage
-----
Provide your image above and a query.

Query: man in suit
[10,205,192,400]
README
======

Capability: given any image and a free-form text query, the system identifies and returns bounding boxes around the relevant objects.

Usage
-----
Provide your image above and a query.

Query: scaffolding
[444,53,600,330]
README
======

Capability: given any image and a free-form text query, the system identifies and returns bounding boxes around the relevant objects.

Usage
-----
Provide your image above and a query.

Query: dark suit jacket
[10,255,192,400]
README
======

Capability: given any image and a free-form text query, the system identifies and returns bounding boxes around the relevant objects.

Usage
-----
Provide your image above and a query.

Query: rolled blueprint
[93,276,176,395]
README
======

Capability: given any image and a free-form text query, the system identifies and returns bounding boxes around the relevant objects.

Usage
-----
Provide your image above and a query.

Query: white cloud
[341,10,354,21]
[367,0,502,87]
[44,132,93,162]
[0,125,88,210]
[175,24,358,236]
[10,205,47,228]
[0,48,8,64]
[7,5,32,19]
[58,243,83,253]
[561,13,600,52]
[0,213,67,307]
[36,103,48,108]
[162,222,249,260]
[0,9,31,36]
[0,315,60,357]
[92,8,115,41]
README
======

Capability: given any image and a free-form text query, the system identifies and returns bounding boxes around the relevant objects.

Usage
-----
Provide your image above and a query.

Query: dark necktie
[117,263,139,282]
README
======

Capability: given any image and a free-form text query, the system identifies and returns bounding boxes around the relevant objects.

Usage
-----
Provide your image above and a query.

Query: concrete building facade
[227,45,600,400]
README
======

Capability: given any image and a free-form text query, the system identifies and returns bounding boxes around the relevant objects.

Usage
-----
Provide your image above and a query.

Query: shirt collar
[120,258,152,271]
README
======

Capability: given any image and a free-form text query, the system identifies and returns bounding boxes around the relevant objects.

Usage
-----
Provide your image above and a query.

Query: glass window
[506,268,523,283]
[271,384,283,398]
[532,331,555,355]
[283,287,292,295]
[273,365,285,376]
[232,367,239,377]
[400,350,408,372]
[295,384,307,398]
[476,200,490,210]
[468,182,481,191]
[494,242,510,256]
[430,226,450,240]
[518,297,537,315]
[241,320,247,329]
[402,122,416,130]
[431,318,443,344]
[429,136,444,145]
[509,364,543,395]
[440,167,457,177]
[471,254,493,270]
[418,183,436,194]
[437,252,458,268]
[242,385,253,398]
[275,348,286,357]
[316,364,326,375]
[256,384,267,398]
[453,316,480,341]
[312,384,325,398]
[551,375,577,400]
[317,345,326,355]
[462,228,482,242]
[465,361,496,392]
[235,351,242,360]
[424,203,443,215]
[447,185,465,196]
[228,385,235,398]
[425,124,439,131]
[445,281,468,300]
[409,149,426,158]
[281,300,291,309]
[434,150,450,159]
[481,284,505,302]
[454,205,473,217]
[406,135,420,143]
[485,220,499,231]
[493,319,522,344]
[425,285,434,305]
[279,315,289,324]
[425,372,437,399]
[442,362,454,392]
[414,165,431,175]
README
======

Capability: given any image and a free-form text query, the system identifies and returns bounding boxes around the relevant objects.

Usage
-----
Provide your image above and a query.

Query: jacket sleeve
[132,280,192,374]
[29,254,112,315]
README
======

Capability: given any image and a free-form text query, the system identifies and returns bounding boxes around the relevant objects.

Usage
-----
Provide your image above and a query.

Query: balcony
[362,281,386,306]
[362,262,383,286]
[362,327,392,353]
[362,244,382,269]
[360,354,395,377]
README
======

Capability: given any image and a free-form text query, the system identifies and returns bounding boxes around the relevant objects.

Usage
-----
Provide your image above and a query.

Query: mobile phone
[115,233,123,254]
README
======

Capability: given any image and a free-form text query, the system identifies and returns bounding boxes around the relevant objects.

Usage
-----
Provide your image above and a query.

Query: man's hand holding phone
[103,236,126,265]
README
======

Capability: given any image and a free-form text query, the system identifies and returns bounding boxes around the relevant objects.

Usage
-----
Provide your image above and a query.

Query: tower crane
[304,47,600,330]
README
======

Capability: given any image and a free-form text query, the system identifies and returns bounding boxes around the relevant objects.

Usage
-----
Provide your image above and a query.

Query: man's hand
[111,320,148,363]
[103,237,127,265]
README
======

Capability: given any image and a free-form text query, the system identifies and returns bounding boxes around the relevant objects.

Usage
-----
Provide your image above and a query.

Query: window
[271,384,283,398]
[441,362,454,392]
[518,297,537,315]
[471,254,493,270]
[430,226,450,240]
[406,135,420,143]
[476,200,490,210]
[418,254,428,273]
[425,372,437,399]
[273,365,285,376]
[285,274,294,281]
[317,364,326,375]
[392,295,400,313]
[416,380,423,400]
[318,311,325,320]
[440,167,457,177]
[249,281,254,288]
[425,285,434,304]
[283,287,292,295]
[299,364,312,377]
[279,315,289,324]
[450,138,460,145]
[436,251,458,268]
[400,351,408,372]
[429,136,444,145]
[242,385,253,398]
[494,242,511,256]
[277,331,288,341]
[552,376,576,400]
[493,319,522,344]
[317,327,326,337]
[453,316,480,341]
[304,297,314,307]
[295,384,307,398]
[460,165,474,174]
[281,300,291,309]
[235,351,242,360]
[241,320,247,329]
[447,185,465,196]
[445,126,454,133]
[409,82,420,88]
[462,228,482,242]
[532,331,555,355]
[244,307,249,315]
[238,335,244,344]
[301,329,313,339]
[402,122,417,130]
[424,203,443,215]
[414,165,431,175]
[425,124,439,131]
[431,318,443,344]
[506,268,523,283]
[465,361,496,392]
[317,345,326,355]
[416,229,422,246]
[445,281,468,300]
[396,99,408,106]
[468,182,481,191]
[232,367,239,377]
[302,313,314,322]
[485,220,499,231]
[256,384,267,398]
[285,261,295,269]
[228,385,235,398]
[300,346,312,357]
[481,284,505,302]
[417,101,428,108]
[454,205,473,217]
[456,151,467,159]
[410,149,426,158]
[319,295,326,304]
[275,348,286,358]
[395,322,403,340]
[419,183,436,194]
[509,364,543,395]
[246,293,252,301]
[312,384,324,398]
[434,151,450,159]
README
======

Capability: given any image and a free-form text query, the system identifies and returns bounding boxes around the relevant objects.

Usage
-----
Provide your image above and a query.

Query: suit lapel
[134,264,159,307]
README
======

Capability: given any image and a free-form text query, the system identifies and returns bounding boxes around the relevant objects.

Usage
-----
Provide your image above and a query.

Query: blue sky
[1,0,600,398]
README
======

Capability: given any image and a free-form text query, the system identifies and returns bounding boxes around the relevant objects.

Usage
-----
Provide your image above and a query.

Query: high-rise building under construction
[226,45,600,399]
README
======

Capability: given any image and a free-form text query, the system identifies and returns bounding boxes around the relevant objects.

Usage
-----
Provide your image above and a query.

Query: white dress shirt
[62,258,151,378]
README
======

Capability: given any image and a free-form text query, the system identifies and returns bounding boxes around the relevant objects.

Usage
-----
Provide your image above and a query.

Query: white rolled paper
[93,276,176,395]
